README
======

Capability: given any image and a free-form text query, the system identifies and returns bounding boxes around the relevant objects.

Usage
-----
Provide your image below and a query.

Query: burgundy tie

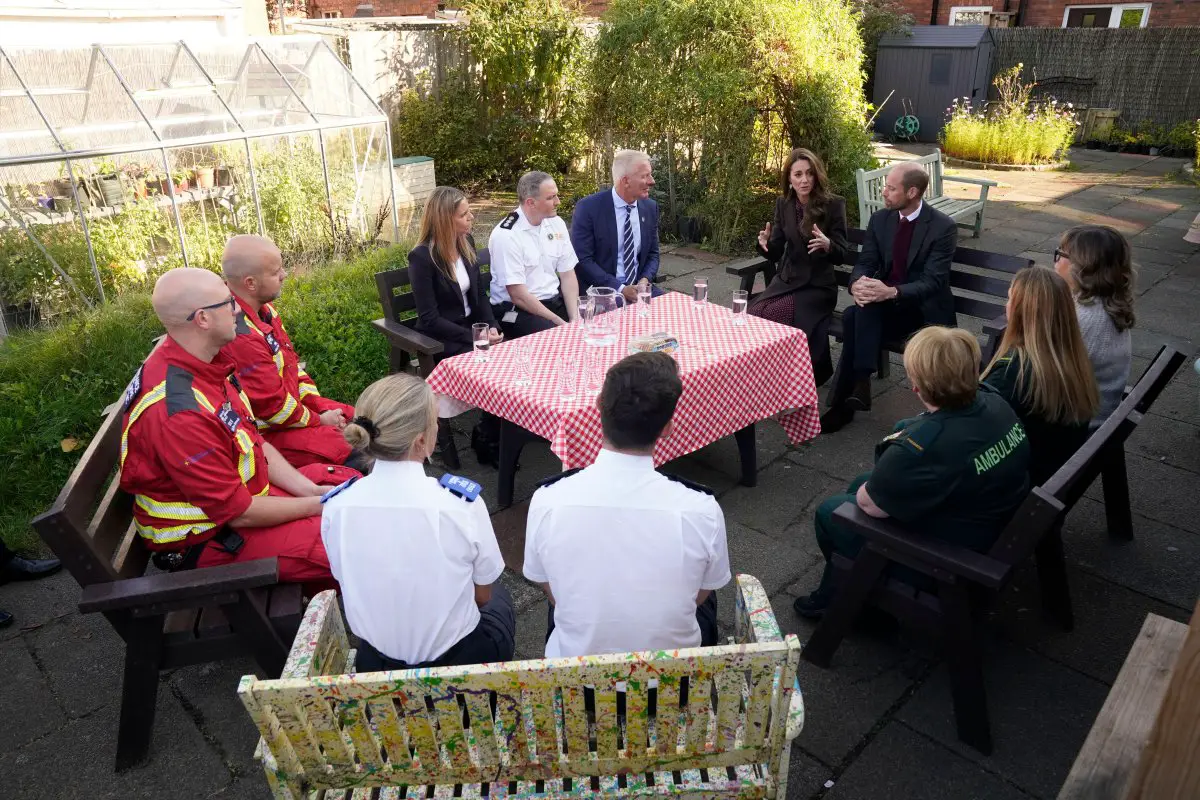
[889,216,915,286]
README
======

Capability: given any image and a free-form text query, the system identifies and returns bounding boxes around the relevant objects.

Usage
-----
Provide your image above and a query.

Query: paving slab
[1082,451,1200,536]
[898,643,1108,799]
[1125,410,1200,475]
[824,722,1030,800]
[168,657,265,779]
[0,638,65,752]
[513,600,550,661]
[26,609,124,719]
[714,523,820,630]
[0,570,78,644]
[784,744,838,799]
[719,461,835,538]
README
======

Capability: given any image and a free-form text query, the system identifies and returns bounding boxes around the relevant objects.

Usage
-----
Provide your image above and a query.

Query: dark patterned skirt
[750,284,835,387]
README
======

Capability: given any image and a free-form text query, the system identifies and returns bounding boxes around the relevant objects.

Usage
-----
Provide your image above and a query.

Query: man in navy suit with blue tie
[570,149,661,303]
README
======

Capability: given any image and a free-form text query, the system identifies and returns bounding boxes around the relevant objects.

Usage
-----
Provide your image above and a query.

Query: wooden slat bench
[856,150,998,238]
[31,378,305,770]
[725,228,1033,375]
[239,574,805,799]
[801,345,1187,756]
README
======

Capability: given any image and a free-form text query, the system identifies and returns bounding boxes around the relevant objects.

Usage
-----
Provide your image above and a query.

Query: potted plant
[159,170,191,194]
[122,163,149,200]
[193,164,216,189]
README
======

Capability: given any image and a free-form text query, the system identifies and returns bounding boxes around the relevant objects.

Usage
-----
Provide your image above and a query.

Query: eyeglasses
[187,295,236,321]
[1053,248,1070,263]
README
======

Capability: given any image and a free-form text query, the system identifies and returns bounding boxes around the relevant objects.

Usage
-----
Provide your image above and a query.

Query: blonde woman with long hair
[321,373,514,672]
[983,267,1100,485]
[410,186,504,465]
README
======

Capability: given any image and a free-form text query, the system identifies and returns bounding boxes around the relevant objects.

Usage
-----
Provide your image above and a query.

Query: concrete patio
[2,149,1197,799]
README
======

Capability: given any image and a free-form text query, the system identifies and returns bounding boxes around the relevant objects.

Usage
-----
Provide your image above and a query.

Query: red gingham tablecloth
[426,291,821,469]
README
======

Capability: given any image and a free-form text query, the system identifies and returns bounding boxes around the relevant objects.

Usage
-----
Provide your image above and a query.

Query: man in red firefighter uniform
[119,267,359,591]
[219,234,364,470]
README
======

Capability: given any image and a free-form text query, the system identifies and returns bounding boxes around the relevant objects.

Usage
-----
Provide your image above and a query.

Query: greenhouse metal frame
[0,36,398,319]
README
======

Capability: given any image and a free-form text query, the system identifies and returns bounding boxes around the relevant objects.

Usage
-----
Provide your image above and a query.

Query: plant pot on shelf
[159,178,190,194]
[215,166,233,187]
[193,166,215,189]
[96,173,125,206]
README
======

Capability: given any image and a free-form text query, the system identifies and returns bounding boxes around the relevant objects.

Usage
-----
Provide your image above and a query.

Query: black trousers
[835,300,925,388]
[355,584,516,672]
[545,591,720,648]
[492,294,568,339]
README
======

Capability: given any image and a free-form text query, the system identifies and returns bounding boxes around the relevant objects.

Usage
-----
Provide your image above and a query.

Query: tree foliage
[588,0,874,251]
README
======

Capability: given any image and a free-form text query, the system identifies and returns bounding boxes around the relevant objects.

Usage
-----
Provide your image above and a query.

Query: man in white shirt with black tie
[523,352,731,658]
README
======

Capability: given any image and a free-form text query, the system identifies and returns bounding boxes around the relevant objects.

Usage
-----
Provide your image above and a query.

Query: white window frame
[1061,3,1151,28]
[949,5,993,25]
[322,10,344,18]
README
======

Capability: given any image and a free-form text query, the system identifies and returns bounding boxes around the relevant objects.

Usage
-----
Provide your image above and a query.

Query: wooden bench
[239,574,805,799]
[725,228,1033,375]
[801,345,1187,756]
[31,381,305,771]
[856,150,998,238]
[1059,608,1195,799]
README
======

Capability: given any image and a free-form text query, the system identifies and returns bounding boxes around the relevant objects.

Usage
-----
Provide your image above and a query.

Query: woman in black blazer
[410,186,503,465]
[750,147,849,387]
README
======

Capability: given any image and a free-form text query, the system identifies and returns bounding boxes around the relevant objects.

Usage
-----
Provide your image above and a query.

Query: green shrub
[589,0,873,252]
[392,0,589,191]
[0,245,408,552]
[941,65,1076,165]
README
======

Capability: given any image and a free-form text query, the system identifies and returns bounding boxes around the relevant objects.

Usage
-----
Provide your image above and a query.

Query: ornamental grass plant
[941,65,1077,166]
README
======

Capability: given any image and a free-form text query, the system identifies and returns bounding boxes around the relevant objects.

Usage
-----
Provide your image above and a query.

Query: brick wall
[307,0,438,17]
[896,0,1200,27]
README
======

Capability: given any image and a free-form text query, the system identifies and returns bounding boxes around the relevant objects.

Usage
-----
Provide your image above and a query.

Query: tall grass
[0,245,408,553]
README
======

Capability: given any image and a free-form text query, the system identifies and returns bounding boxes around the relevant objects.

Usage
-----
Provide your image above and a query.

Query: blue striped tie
[622,204,637,285]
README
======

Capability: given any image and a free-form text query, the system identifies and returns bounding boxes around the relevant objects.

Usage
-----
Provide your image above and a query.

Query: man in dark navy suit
[570,149,662,302]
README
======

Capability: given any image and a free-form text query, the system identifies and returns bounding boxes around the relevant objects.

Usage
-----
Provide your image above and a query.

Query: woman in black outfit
[409,186,504,465]
[750,147,849,387]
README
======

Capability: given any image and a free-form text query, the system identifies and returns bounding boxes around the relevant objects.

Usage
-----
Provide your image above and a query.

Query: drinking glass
[556,354,578,399]
[731,289,749,326]
[584,344,605,395]
[693,276,709,308]
[637,284,652,317]
[513,338,533,387]
[472,323,491,362]
[577,297,592,328]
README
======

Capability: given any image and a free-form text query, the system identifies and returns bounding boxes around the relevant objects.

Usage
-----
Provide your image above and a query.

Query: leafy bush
[588,0,873,252]
[0,245,408,552]
[941,65,1077,165]
[392,0,589,190]
[853,0,913,99]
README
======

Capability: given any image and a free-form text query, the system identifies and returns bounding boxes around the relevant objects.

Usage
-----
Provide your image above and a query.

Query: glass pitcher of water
[584,286,625,346]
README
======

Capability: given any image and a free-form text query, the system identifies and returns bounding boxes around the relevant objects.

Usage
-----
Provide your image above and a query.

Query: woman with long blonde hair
[410,186,503,465]
[983,267,1100,484]
[322,373,514,672]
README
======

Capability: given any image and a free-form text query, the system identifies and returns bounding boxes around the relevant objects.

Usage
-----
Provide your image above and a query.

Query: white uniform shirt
[321,460,505,664]
[488,207,578,305]
[453,256,471,315]
[523,450,732,658]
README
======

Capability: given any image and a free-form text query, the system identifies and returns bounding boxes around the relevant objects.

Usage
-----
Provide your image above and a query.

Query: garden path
[1,150,1197,799]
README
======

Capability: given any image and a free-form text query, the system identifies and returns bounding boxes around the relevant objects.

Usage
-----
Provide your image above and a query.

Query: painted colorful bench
[238,574,805,799]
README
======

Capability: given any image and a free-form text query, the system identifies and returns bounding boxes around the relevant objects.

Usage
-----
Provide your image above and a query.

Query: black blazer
[755,195,849,302]
[409,236,497,350]
[850,203,958,326]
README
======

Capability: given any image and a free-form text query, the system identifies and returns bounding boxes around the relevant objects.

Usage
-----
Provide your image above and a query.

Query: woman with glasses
[982,267,1099,486]
[410,186,504,465]
[1053,225,1136,425]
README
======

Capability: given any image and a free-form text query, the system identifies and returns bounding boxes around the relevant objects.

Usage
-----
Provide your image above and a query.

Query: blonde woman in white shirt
[321,373,514,671]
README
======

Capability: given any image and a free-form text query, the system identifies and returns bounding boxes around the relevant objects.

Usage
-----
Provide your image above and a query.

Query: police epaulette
[536,468,582,488]
[440,473,482,502]
[499,211,519,230]
[660,472,715,496]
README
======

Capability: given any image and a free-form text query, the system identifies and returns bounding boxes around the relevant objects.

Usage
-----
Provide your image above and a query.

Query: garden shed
[873,25,995,143]
[0,36,398,333]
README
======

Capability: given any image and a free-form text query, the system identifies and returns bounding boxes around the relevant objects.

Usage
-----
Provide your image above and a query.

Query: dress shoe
[819,405,855,434]
[0,555,62,585]
[844,378,872,412]
[793,593,830,620]
[0,610,12,629]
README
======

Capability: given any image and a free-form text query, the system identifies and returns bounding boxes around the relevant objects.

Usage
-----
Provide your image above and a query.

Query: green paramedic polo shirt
[865,386,1031,552]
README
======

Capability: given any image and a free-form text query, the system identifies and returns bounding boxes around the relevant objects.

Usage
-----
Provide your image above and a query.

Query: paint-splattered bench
[238,574,805,799]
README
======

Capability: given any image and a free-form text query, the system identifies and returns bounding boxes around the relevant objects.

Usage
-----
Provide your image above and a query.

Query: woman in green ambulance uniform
[795,326,1032,619]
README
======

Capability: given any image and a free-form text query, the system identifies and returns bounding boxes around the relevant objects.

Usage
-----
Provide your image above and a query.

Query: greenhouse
[0,37,398,331]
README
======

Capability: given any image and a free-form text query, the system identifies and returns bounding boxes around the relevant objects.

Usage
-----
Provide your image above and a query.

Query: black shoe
[471,424,499,468]
[0,610,12,629]
[819,404,855,434]
[0,555,62,585]
[793,593,830,620]
[844,378,872,412]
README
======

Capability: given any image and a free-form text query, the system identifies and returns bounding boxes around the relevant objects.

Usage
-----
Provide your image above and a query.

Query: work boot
[844,378,873,412]
[0,555,61,585]
[793,592,831,620]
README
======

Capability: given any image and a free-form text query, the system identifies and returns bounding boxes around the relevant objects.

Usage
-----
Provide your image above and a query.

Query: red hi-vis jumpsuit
[222,296,355,468]
[118,336,358,591]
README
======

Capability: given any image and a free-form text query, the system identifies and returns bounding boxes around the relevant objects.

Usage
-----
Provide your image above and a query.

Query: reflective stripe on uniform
[133,484,269,545]
[261,391,311,429]
[234,429,257,484]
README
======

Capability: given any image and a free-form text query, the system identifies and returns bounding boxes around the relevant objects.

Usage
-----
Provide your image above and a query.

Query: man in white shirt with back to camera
[523,351,731,657]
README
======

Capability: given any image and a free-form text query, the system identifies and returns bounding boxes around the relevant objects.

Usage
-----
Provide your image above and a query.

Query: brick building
[307,0,437,18]
[891,0,1200,28]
